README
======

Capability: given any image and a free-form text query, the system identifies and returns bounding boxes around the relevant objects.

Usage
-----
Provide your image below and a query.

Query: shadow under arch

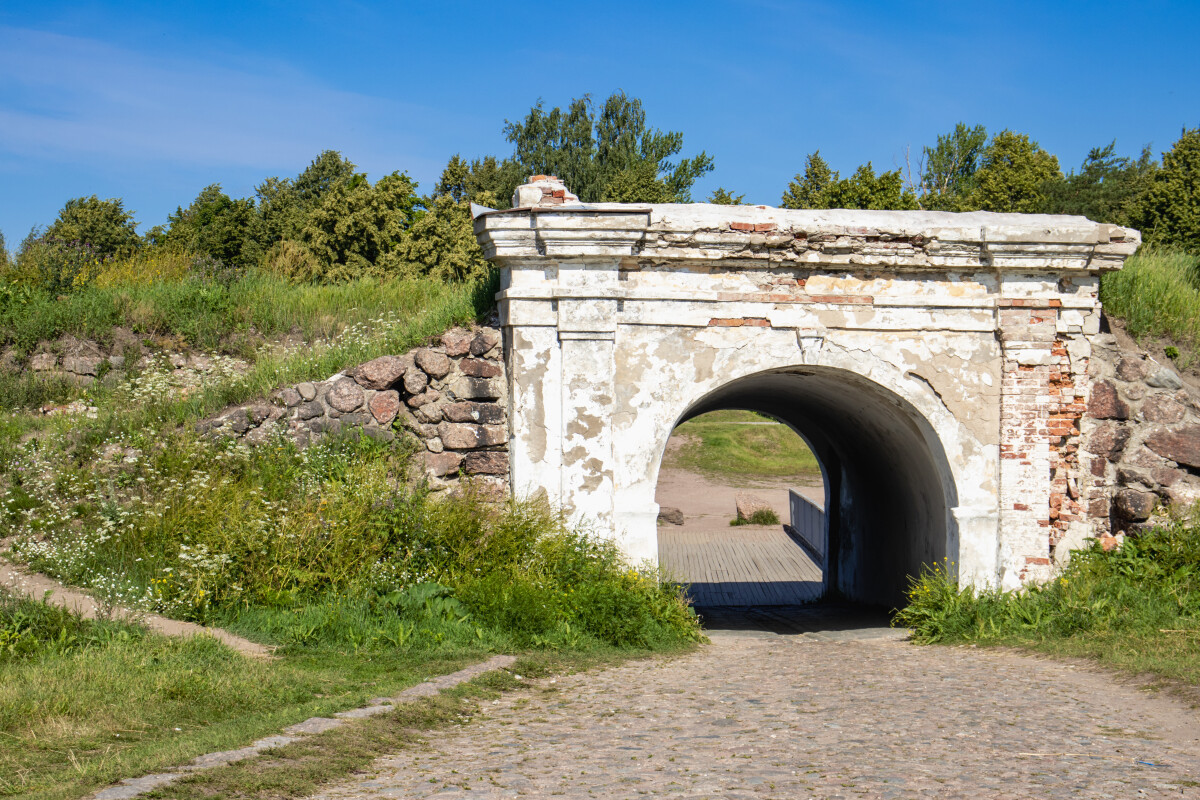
[659,365,960,608]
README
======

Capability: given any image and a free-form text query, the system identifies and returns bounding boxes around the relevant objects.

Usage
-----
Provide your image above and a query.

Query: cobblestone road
[313,614,1200,799]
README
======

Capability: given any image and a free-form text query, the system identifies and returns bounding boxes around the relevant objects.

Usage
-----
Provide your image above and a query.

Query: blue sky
[1,1,1197,244]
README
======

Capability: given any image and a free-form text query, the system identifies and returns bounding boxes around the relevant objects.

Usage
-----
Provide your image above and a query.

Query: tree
[0,230,9,272]
[1133,128,1200,250]
[433,154,524,209]
[166,185,259,266]
[781,152,836,209]
[300,172,421,282]
[782,153,916,210]
[1040,141,1156,225]
[503,91,714,203]
[397,194,491,283]
[256,150,358,247]
[918,123,988,210]
[45,195,140,259]
[824,163,918,210]
[969,131,1062,213]
[708,187,746,205]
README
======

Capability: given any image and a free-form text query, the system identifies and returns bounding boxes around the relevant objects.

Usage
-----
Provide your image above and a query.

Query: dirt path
[655,466,823,532]
[0,552,274,659]
[311,625,1200,799]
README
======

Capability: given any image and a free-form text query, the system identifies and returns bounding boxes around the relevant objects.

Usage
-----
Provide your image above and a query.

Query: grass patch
[1101,247,1200,364]
[894,518,1200,685]
[665,409,820,480]
[730,508,781,527]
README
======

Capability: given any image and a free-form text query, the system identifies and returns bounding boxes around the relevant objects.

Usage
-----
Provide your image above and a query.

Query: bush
[0,592,139,662]
[895,520,1200,644]
[8,233,104,294]
[5,430,702,650]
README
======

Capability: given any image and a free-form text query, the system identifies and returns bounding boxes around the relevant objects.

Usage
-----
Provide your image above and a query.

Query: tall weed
[1101,248,1200,361]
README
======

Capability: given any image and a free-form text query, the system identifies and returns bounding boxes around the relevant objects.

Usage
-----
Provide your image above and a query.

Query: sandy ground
[655,467,824,532]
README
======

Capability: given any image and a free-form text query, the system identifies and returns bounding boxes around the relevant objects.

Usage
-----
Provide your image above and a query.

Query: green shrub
[8,234,104,295]
[730,509,781,526]
[895,520,1200,645]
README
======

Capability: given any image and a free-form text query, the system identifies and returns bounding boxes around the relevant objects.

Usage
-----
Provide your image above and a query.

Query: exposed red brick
[708,317,771,327]
[730,222,754,231]
[753,223,776,232]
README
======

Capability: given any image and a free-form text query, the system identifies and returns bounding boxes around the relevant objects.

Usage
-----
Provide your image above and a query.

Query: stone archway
[474,176,1141,593]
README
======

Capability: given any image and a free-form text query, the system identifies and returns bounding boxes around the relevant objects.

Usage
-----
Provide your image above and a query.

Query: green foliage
[1100,248,1200,362]
[1133,127,1200,251]
[45,195,141,259]
[396,194,491,282]
[0,230,8,270]
[781,152,916,210]
[167,184,260,267]
[1041,141,1157,224]
[707,187,745,205]
[5,430,700,649]
[919,123,988,210]
[300,172,421,282]
[256,150,358,246]
[970,130,1062,213]
[0,592,139,662]
[503,91,714,203]
[729,509,781,527]
[896,519,1200,652]
[10,231,104,294]
[434,154,525,210]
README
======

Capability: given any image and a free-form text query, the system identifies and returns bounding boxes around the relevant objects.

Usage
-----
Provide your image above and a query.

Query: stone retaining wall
[198,326,509,492]
[1082,335,1200,547]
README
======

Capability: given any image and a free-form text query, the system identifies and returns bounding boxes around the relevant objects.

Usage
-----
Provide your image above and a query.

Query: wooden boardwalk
[658,526,824,606]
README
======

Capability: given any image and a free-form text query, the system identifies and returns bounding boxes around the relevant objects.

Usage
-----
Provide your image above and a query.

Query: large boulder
[1087,381,1128,420]
[735,492,775,523]
[327,377,365,413]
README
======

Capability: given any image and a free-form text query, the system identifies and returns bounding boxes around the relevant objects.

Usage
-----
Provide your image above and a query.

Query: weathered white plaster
[477,180,1140,603]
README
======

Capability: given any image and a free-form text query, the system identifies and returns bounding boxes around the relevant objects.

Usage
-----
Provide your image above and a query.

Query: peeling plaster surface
[478,184,1140,603]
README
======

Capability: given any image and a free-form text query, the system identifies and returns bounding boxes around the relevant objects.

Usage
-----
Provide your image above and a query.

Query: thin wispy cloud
[0,26,444,175]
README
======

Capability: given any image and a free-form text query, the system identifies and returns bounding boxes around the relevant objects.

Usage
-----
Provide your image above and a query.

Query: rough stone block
[460,358,502,378]
[403,368,429,395]
[441,328,474,357]
[442,401,505,424]
[327,377,365,413]
[353,355,408,390]
[424,451,463,477]
[414,348,452,379]
[450,377,502,400]
[735,492,774,523]
[280,387,302,407]
[1115,356,1149,381]
[1114,488,1157,522]
[369,390,400,425]
[469,329,501,357]
[658,506,685,525]
[1087,381,1128,420]
[413,403,442,424]
[1146,366,1184,390]
[30,353,57,371]
[462,451,508,475]
[297,382,317,401]
[1142,394,1186,424]
[1146,425,1200,469]
[438,422,506,450]
[63,355,103,376]
[296,400,324,420]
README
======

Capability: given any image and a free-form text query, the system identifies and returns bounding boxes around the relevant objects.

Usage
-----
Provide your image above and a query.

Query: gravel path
[312,619,1200,799]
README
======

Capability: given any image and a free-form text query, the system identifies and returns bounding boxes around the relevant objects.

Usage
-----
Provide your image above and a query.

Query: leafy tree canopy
[781,152,916,210]
[300,171,421,282]
[1040,141,1156,225]
[434,154,525,209]
[502,91,714,203]
[919,123,988,211]
[45,195,141,259]
[256,150,358,246]
[166,185,259,267]
[969,130,1062,213]
[707,187,746,205]
[1133,128,1200,251]
[397,193,491,283]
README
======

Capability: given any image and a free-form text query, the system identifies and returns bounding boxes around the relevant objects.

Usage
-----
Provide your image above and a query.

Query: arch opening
[655,366,960,608]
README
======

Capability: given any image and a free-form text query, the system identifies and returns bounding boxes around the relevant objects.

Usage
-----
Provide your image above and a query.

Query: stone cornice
[475,203,1140,272]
